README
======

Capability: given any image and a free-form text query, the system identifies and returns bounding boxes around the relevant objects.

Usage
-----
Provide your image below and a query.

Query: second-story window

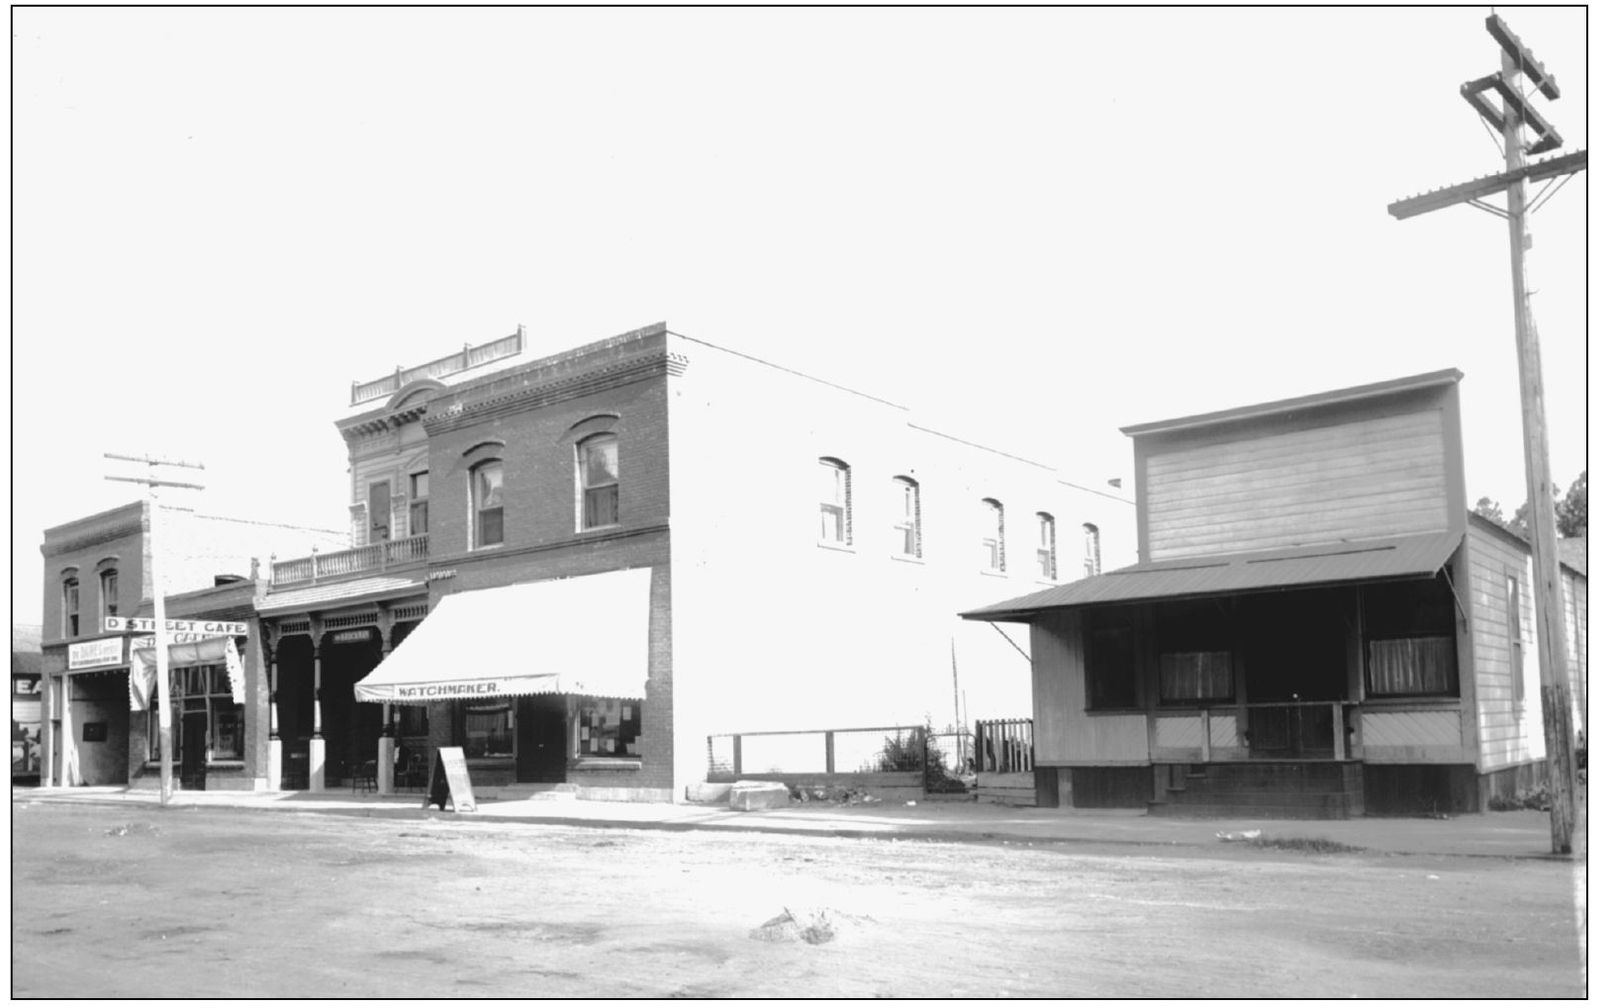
[1036,513,1056,580]
[100,569,119,620]
[578,434,620,529]
[63,577,80,637]
[1507,573,1525,709]
[819,458,852,545]
[409,472,429,537]
[981,499,1005,573]
[1083,523,1102,577]
[893,477,921,558]
[368,480,392,544]
[471,461,504,548]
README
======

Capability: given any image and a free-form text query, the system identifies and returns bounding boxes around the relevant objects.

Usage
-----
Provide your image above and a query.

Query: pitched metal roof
[258,575,426,615]
[961,530,1465,622]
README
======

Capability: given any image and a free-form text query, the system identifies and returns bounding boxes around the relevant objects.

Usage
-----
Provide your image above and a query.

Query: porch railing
[270,534,429,587]
[975,717,1034,773]
[1152,701,1360,761]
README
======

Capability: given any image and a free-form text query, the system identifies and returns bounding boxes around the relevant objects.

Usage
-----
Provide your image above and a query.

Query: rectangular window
[1083,524,1102,578]
[147,663,244,761]
[462,701,514,758]
[580,436,620,529]
[1159,651,1234,703]
[408,472,429,537]
[1085,608,1137,709]
[1037,514,1056,580]
[100,570,119,620]
[473,462,504,548]
[63,579,80,637]
[369,481,392,544]
[1507,574,1525,706]
[576,696,642,758]
[894,479,920,557]
[819,460,850,545]
[981,500,1004,572]
[1363,577,1460,698]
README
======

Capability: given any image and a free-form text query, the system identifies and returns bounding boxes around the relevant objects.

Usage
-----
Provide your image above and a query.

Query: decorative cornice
[41,519,147,560]
[338,402,430,443]
[425,352,683,435]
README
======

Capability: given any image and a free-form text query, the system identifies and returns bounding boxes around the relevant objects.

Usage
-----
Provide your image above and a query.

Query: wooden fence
[975,717,1036,806]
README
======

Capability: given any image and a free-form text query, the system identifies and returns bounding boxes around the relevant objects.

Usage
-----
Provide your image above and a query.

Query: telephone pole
[1388,13,1585,854]
[107,452,206,806]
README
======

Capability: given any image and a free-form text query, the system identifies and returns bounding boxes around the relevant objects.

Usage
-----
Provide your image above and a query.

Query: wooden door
[516,695,569,783]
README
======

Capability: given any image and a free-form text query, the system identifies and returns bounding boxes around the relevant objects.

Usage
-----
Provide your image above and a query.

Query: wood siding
[1028,612,1149,763]
[1144,409,1450,560]
[1565,573,1588,737]
[1464,524,1544,772]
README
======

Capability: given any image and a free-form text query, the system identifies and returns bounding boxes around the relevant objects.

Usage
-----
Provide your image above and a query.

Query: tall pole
[1387,14,1586,857]
[107,453,205,807]
[1499,49,1578,855]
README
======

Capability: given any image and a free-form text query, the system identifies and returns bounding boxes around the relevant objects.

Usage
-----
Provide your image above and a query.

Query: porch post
[308,635,325,793]
[1331,702,1346,761]
[377,640,395,795]
[1199,709,1211,763]
[266,638,282,791]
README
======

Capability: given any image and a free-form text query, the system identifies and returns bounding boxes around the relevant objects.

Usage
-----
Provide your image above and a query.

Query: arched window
[62,576,80,637]
[1083,523,1102,577]
[981,499,1005,572]
[470,460,505,548]
[893,477,921,558]
[578,433,620,529]
[819,458,852,545]
[100,568,120,620]
[1036,513,1057,580]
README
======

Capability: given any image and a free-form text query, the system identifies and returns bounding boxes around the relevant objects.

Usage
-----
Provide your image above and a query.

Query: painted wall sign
[104,617,249,637]
[68,638,127,670]
[330,629,374,644]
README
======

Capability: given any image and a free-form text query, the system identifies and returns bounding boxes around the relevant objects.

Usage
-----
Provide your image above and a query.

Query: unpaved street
[10,801,1585,998]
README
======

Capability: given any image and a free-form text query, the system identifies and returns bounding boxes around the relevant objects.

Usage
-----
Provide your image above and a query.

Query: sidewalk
[13,784,1580,860]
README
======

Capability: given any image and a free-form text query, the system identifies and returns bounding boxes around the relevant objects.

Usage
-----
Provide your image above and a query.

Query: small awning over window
[353,567,652,704]
[961,531,1464,622]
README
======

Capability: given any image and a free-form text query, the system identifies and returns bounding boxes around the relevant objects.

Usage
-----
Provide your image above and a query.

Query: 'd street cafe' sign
[104,617,249,637]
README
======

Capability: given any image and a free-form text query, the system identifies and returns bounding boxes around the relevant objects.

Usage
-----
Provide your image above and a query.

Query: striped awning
[961,530,1464,622]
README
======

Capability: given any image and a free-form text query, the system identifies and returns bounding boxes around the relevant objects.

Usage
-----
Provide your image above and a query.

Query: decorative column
[308,616,326,792]
[266,628,282,792]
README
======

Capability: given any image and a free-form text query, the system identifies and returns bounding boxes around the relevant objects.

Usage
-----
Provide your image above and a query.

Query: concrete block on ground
[729,780,790,812]
[686,782,733,804]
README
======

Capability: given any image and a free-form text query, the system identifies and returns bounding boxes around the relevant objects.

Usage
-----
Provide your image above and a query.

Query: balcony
[270,535,429,587]
[350,329,525,406]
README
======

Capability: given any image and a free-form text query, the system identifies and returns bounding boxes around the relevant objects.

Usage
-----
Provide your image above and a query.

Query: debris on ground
[748,907,873,945]
[788,785,882,806]
[105,823,160,837]
[1215,829,1262,842]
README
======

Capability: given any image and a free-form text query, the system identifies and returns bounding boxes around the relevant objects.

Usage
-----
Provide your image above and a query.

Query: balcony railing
[270,535,429,587]
[350,329,525,406]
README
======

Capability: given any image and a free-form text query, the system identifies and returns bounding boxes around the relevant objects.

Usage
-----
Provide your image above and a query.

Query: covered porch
[963,532,1471,817]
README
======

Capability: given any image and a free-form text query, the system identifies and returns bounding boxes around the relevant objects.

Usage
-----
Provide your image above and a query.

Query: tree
[1556,470,1587,538]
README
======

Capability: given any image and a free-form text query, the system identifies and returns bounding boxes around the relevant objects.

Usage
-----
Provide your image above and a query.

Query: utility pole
[107,453,206,806]
[1388,13,1586,854]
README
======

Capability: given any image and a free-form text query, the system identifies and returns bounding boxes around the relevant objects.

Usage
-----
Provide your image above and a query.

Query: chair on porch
[352,760,377,794]
[395,751,426,792]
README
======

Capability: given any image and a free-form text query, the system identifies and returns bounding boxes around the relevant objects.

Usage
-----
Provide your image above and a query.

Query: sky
[9,6,1594,628]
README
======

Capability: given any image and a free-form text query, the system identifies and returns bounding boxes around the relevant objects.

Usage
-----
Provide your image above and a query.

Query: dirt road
[10,801,1585,998]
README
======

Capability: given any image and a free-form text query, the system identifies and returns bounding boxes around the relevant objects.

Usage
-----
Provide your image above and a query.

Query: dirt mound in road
[748,906,875,945]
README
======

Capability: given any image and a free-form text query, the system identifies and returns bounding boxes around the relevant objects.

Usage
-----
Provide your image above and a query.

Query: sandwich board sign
[423,746,477,813]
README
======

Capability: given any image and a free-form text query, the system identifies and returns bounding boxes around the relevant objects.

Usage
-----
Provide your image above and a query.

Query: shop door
[516,695,569,783]
[180,707,209,790]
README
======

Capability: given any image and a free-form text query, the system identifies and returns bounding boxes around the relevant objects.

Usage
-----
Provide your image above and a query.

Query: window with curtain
[579,434,620,529]
[1156,597,1234,703]
[819,458,851,545]
[893,477,920,557]
[981,499,1005,572]
[471,460,504,547]
[462,701,513,758]
[1363,576,1459,697]
[1036,513,1057,580]
[1159,651,1234,703]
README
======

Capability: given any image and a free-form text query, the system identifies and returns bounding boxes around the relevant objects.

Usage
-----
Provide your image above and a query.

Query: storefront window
[576,697,641,758]
[148,663,244,761]
[463,702,513,758]
[1363,577,1458,697]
